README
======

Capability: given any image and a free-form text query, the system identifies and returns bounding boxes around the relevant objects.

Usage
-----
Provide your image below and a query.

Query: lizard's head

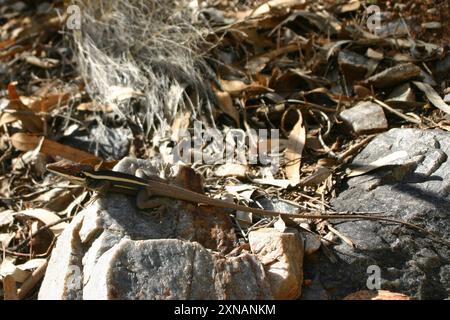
[46,160,95,184]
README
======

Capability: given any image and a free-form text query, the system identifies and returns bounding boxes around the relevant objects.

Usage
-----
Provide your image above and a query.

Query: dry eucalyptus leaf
[284,110,305,184]
[16,208,68,236]
[347,150,409,178]
[413,82,450,115]
[0,210,15,228]
[0,232,15,248]
[252,178,292,189]
[16,259,47,272]
[11,133,101,163]
[0,258,31,283]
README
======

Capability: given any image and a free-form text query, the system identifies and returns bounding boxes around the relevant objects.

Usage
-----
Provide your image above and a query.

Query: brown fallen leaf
[10,133,101,163]
[245,43,300,74]
[26,92,71,113]
[212,88,240,126]
[5,83,44,133]
[284,108,306,184]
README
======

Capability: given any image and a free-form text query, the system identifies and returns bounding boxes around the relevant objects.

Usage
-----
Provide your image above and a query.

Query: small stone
[340,101,388,134]
[363,63,422,88]
[249,228,304,300]
[338,50,369,78]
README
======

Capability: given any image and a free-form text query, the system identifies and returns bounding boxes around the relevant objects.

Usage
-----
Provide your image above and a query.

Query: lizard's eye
[76,172,86,179]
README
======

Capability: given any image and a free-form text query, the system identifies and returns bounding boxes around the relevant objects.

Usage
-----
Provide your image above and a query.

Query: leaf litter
[0,0,449,299]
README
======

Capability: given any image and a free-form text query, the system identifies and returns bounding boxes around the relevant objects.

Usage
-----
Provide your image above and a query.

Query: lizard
[45,160,449,245]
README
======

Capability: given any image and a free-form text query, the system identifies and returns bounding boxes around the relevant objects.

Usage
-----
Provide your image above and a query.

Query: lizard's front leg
[136,188,167,218]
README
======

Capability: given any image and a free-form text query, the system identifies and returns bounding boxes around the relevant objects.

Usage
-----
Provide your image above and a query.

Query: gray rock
[363,63,422,89]
[83,238,271,299]
[338,50,369,78]
[38,158,272,300]
[309,128,450,299]
[340,101,388,134]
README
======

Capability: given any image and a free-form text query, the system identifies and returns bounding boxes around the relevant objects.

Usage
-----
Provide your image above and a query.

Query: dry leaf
[11,133,101,163]
[26,92,71,112]
[0,210,15,228]
[171,110,192,142]
[215,163,247,178]
[16,209,68,235]
[274,217,287,232]
[16,259,47,272]
[212,88,240,126]
[247,0,306,18]
[24,55,59,69]
[252,178,292,188]
[4,83,44,132]
[298,167,332,187]
[220,80,248,95]
[344,290,411,300]
[284,109,305,184]
[413,81,450,115]
[347,150,408,178]
[0,232,15,248]
[0,258,30,283]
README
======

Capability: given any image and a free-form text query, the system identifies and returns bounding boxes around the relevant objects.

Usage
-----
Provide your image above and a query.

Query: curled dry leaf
[284,109,306,185]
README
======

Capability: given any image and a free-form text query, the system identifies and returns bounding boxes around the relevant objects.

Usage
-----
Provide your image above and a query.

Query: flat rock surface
[306,128,450,299]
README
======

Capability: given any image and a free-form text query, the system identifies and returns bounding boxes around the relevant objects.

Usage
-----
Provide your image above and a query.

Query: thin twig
[373,98,422,125]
